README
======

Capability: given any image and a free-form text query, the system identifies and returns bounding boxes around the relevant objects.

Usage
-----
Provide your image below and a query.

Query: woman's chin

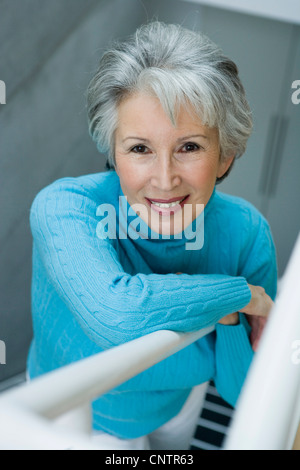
[148,213,192,237]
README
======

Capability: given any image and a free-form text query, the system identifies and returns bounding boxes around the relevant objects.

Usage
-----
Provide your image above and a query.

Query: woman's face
[114,92,234,235]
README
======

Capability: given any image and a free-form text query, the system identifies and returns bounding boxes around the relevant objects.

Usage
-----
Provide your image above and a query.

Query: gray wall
[0,0,202,383]
[1,0,299,384]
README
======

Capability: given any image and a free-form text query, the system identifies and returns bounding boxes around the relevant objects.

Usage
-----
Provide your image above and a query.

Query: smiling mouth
[145,195,189,211]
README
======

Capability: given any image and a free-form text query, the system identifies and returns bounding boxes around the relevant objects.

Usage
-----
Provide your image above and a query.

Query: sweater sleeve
[30,178,251,350]
[213,216,277,407]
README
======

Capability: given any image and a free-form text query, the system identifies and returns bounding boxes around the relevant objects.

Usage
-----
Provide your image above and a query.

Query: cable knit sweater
[27,170,277,439]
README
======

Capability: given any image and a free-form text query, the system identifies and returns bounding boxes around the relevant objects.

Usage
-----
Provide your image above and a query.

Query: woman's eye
[181,142,200,152]
[131,145,149,154]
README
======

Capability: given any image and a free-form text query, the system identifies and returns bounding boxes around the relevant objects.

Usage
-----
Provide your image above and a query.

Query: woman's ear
[217,155,235,179]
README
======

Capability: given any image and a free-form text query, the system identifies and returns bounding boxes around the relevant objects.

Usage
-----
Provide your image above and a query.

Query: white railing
[0,234,299,450]
[0,325,214,449]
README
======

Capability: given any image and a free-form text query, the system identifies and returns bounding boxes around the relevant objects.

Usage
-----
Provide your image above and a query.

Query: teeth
[150,199,183,208]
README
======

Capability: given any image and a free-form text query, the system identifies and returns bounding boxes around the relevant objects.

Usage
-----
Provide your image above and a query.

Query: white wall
[0,0,151,382]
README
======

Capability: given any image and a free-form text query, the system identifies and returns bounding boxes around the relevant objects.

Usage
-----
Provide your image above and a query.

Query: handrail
[224,233,300,450]
[0,324,213,449]
[1,235,299,450]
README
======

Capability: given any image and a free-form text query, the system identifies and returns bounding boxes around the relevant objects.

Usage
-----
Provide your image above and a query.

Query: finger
[246,315,267,351]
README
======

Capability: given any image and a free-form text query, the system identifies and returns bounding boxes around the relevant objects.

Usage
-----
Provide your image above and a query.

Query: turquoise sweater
[27,170,277,439]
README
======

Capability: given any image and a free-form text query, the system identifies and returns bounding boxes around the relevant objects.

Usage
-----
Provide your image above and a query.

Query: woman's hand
[240,284,274,351]
[218,312,239,325]
[240,284,274,319]
[177,275,273,350]
[218,284,273,350]
[245,315,267,351]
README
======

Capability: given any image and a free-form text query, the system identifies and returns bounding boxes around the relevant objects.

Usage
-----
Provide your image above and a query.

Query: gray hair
[87,21,252,180]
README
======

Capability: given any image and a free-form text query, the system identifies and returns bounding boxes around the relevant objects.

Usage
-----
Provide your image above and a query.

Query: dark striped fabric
[190,381,234,450]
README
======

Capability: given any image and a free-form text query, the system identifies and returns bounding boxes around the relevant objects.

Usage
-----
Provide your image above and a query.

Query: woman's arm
[219,284,274,351]
[30,177,251,350]
[219,285,274,325]
[214,314,254,407]
[214,216,277,406]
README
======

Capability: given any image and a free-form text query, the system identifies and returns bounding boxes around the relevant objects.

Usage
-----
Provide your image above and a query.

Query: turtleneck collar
[116,180,216,251]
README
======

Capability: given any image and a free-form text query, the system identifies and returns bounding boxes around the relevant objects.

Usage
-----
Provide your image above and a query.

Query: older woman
[28,22,276,450]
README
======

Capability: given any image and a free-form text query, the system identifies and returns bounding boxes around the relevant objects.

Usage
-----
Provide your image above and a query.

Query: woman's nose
[150,154,181,192]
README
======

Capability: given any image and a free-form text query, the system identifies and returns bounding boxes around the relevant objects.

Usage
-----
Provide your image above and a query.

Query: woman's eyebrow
[177,134,208,141]
[122,134,208,143]
[122,137,149,143]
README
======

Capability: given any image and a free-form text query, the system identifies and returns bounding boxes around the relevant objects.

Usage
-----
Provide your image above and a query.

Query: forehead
[116,92,217,140]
